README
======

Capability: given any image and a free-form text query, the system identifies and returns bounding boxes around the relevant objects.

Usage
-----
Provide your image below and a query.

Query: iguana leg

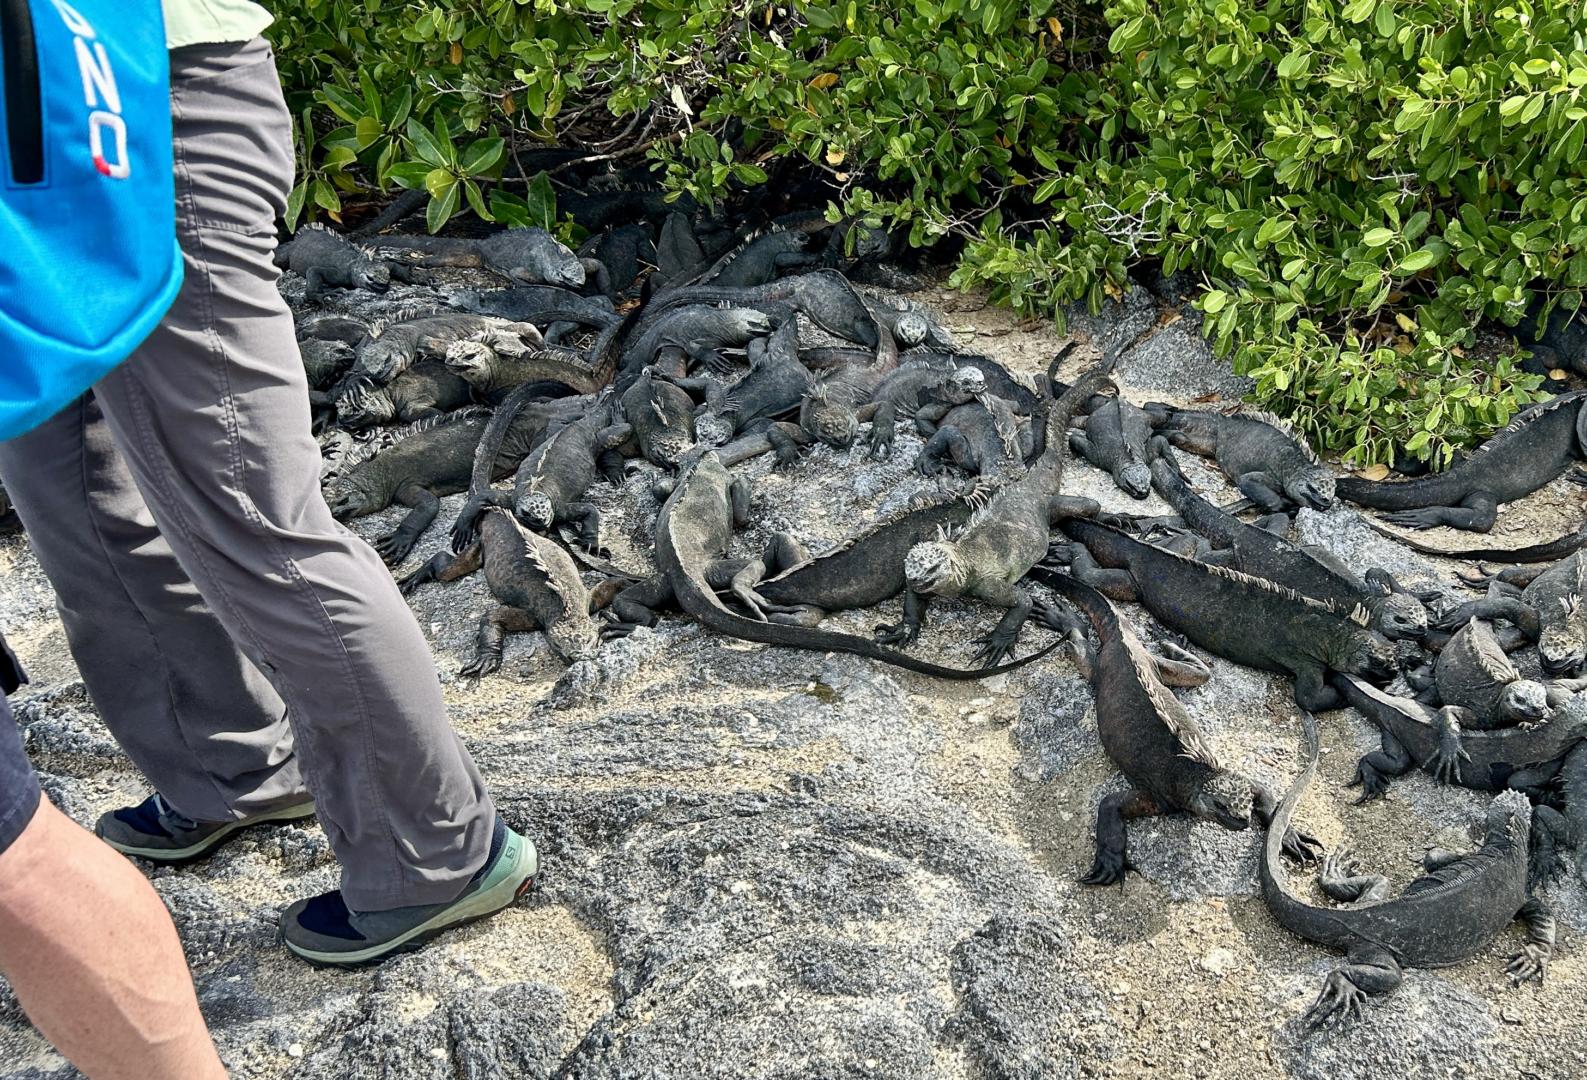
[1526,805,1572,887]
[1382,491,1500,532]
[1349,731,1413,802]
[914,401,950,438]
[580,257,613,298]
[1150,642,1212,689]
[1064,547,1138,603]
[1253,512,1292,536]
[1434,596,1540,640]
[1234,473,1289,514]
[1068,430,1094,463]
[970,588,1032,668]
[767,422,811,467]
[460,605,538,677]
[1426,708,1471,784]
[603,574,675,638]
[1303,946,1402,1031]
[386,260,420,285]
[375,483,440,566]
[1046,495,1104,525]
[1081,788,1162,886]
[1319,848,1391,903]
[1194,542,1236,565]
[1162,427,1216,456]
[868,400,898,458]
[1420,847,1465,872]
[772,251,819,273]
[685,344,736,377]
[596,448,628,486]
[1292,664,1344,713]
[1506,897,1555,985]
[726,533,807,620]
[875,589,930,647]
[450,490,513,552]
[916,427,972,477]
[729,478,753,529]
[397,541,483,597]
[565,502,604,553]
[304,266,331,303]
[1251,783,1323,863]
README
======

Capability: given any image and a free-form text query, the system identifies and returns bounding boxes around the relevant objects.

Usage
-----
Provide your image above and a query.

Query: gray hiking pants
[0,39,492,911]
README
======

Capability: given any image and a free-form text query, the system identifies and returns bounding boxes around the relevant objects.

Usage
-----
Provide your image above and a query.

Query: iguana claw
[1506,944,1549,985]
[1303,971,1367,1032]
[1380,509,1444,530]
[459,650,503,678]
[374,530,418,566]
[1428,736,1470,784]
[970,630,1017,668]
[1346,766,1388,804]
[874,622,918,648]
[1080,847,1129,886]
[1283,828,1324,865]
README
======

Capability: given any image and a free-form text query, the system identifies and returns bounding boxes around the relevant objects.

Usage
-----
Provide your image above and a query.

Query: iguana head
[941,366,987,405]
[1485,788,1533,850]
[325,474,381,521]
[352,256,393,293]
[1284,465,1336,511]
[1500,679,1550,725]
[894,312,931,348]
[519,230,585,288]
[545,615,601,665]
[1192,771,1254,832]
[1371,591,1428,642]
[444,338,496,382]
[801,384,860,449]
[1344,631,1399,685]
[1115,455,1153,500]
[648,430,694,467]
[904,539,967,596]
[1539,596,1585,676]
[728,308,776,339]
[335,379,395,430]
[358,338,410,383]
[515,490,556,532]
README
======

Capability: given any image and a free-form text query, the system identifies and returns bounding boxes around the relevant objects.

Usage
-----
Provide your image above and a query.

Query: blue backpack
[0,0,181,440]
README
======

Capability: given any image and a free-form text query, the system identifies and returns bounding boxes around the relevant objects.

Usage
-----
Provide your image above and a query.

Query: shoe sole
[98,802,319,863]
[283,834,539,968]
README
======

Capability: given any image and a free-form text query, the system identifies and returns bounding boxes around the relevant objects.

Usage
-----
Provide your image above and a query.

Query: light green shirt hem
[163,0,273,50]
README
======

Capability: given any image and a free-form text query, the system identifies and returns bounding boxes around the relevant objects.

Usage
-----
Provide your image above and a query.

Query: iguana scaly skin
[616,442,1063,679]
[644,270,878,349]
[1416,619,1582,728]
[447,285,617,345]
[794,316,900,451]
[855,360,986,459]
[1337,391,1587,531]
[1143,404,1336,513]
[374,227,587,288]
[1261,714,1555,1031]
[355,313,544,384]
[618,305,774,383]
[1059,517,1398,711]
[274,224,411,301]
[693,229,818,288]
[1033,569,1321,884]
[611,366,697,468]
[702,320,814,458]
[335,363,473,430]
[1149,441,1428,642]
[398,508,602,673]
[1438,549,1587,676]
[1071,391,1155,499]
[443,331,610,398]
[888,364,1115,668]
[912,393,1032,480]
[299,338,355,391]
[1334,675,1587,832]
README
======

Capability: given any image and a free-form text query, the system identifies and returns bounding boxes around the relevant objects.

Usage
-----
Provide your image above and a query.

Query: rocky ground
[1,277,1584,1080]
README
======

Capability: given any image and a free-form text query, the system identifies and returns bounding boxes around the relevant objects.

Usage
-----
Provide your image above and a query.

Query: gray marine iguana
[442,329,611,397]
[446,285,617,345]
[1409,617,1586,728]
[884,363,1116,667]
[644,270,878,349]
[1334,674,1587,818]
[355,312,545,384]
[1142,403,1336,513]
[1030,568,1322,884]
[274,224,416,301]
[1336,390,1587,531]
[398,508,609,673]
[1148,440,1428,642]
[690,228,818,288]
[1437,548,1587,676]
[618,305,774,383]
[912,388,1033,480]
[1070,389,1155,499]
[605,439,1063,679]
[335,363,473,430]
[1261,713,1556,1031]
[373,227,587,288]
[1057,517,1399,711]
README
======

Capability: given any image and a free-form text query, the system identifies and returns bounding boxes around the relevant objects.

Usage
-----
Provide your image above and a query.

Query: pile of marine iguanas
[263,205,1587,1035]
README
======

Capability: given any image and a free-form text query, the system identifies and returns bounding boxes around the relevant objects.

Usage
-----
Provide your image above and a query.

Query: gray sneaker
[279,817,538,967]
[95,793,316,862]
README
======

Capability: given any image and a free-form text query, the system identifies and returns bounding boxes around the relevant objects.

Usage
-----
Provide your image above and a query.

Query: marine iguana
[1142,403,1335,513]
[857,362,987,459]
[373,227,587,288]
[442,330,610,398]
[868,295,956,351]
[1334,675,1587,815]
[1437,549,1587,676]
[447,285,618,346]
[1148,441,1428,642]
[1366,517,1587,564]
[644,270,877,349]
[618,305,774,383]
[613,365,696,468]
[1071,390,1155,499]
[579,222,656,297]
[324,408,497,564]
[1057,517,1399,711]
[608,439,1062,679]
[299,338,356,391]
[692,320,814,458]
[398,508,605,673]
[355,313,545,384]
[335,363,473,430]
[1335,391,1587,531]
[1031,569,1321,884]
[693,229,818,288]
[778,314,901,453]
[913,393,1032,480]
[273,224,414,301]
[1261,713,1555,1031]
[885,363,1115,667]
[1410,618,1586,728]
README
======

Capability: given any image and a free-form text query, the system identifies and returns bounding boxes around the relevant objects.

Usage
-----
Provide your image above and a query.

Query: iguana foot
[1304,971,1368,1031]
[1428,734,1470,785]
[599,620,641,641]
[1507,943,1549,985]
[874,623,919,648]
[1380,508,1447,530]
[459,650,503,678]
[1347,763,1389,804]
[1322,847,1360,882]
[1029,598,1081,635]
[1080,848,1129,886]
[1282,827,1324,865]
[1454,564,1496,589]
[1566,469,1587,488]
[970,629,1019,668]
[374,530,419,566]
[868,425,896,459]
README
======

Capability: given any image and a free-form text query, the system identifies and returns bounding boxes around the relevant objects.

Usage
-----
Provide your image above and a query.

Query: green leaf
[387,162,432,190]
[406,118,447,168]
[1397,249,1439,273]
[1202,290,1229,314]
[285,181,307,231]
[1363,228,1396,248]
[424,168,456,201]
[460,137,506,177]
[426,182,461,234]
[523,171,557,231]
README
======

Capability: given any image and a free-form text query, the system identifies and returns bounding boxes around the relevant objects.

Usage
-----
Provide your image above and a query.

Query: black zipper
[2,0,44,186]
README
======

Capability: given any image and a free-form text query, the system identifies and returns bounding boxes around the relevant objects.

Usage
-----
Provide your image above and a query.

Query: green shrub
[267,0,1570,465]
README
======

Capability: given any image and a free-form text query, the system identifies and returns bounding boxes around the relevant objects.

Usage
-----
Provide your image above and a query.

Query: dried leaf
[809,73,839,90]
[1047,16,1064,43]
[825,146,846,165]
[501,93,516,118]
[1393,312,1417,333]
[670,84,694,118]
[449,41,462,65]
[1359,464,1391,481]
[1550,368,1570,380]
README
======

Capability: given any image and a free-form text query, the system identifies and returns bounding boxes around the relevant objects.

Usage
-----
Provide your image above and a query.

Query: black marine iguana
[691,229,817,288]
[644,270,877,349]
[608,440,1062,679]
[1070,390,1155,500]
[1148,441,1428,642]
[1261,713,1555,1031]
[274,224,415,301]
[373,227,587,288]
[398,508,608,673]
[355,313,544,384]
[912,390,1033,480]
[1057,517,1399,711]
[618,305,774,383]
[447,285,617,345]
[1143,403,1336,513]
[609,365,697,469]
[885,363,1115,667]
[1438,548,1586,676]
[1031,569,1321,884]
[335,363,473,429]
[1336,391,1587,531]
[1409,617,1586,728]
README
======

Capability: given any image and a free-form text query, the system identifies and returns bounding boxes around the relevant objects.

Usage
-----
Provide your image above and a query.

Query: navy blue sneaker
[279,817,538,967]
[95,793,316,862]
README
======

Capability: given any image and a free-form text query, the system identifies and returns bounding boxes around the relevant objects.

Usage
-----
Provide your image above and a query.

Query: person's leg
[92,38,493,911]
[0,394,305,823]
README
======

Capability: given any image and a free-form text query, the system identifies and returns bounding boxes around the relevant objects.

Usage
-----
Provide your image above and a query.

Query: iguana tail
[1027,566,1121,647]
[1259,711,1328,930]
[366,235,484,267]
[1361,516,1587,563]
